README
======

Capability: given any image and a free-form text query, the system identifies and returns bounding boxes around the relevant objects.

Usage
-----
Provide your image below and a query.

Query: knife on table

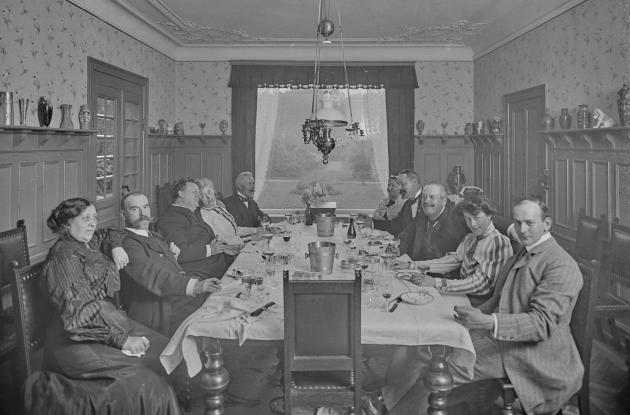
[250,301,276,316]
[388,295,403,312]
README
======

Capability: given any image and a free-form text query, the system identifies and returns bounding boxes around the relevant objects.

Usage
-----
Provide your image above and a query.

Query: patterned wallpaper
[0,0,175,128]
[474,0,627,123]
[174,62,232,135]
[415,61,474,135]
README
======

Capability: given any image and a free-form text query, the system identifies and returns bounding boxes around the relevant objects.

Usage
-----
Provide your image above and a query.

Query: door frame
[502,84,546,214]
[87,58,148,226]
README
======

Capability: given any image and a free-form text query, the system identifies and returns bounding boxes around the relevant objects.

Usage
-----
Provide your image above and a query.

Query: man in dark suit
[372,169,423,237]
[383,198,584,415]
[119,192,222,335]
[156,178,238,279]
[395,182,468,262]
[223,171,266,228]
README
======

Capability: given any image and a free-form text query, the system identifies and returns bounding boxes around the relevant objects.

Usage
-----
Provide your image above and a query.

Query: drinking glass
[382,292,392,312]
[263,232,273,248]
[254,273,265,303]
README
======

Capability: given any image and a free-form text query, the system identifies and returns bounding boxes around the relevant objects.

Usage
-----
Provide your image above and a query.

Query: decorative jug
[37,97,53,127]
[59,104,74,129]
[559,108,571,129]
[78,104,92,130]
[576,105,591,129]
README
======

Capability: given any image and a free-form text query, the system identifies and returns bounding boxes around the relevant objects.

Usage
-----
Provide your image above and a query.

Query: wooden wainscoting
[147,135,176,213]
[0,126,90,263]
[413,135,474,189]
[470,134,505,214]
[541,127,630,248]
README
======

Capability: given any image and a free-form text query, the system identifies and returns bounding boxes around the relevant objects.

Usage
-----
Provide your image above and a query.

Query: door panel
[505,85,546,211]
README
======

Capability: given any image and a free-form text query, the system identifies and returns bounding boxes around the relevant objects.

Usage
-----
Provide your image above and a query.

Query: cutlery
[250,301,276,316]
[388,296,403,312]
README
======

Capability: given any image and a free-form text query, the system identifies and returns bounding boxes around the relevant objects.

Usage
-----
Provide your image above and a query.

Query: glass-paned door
[96,95,117,201]
[89,59,147,228]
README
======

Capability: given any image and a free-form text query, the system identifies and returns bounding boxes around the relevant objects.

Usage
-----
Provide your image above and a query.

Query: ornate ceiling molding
[386,19,490,44]
[160,20,265,44]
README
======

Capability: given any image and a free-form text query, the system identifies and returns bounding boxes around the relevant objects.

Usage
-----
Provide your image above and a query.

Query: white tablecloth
[160,224,476,378]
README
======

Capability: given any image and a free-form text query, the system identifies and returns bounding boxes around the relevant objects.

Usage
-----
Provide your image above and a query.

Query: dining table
[160,220,476,414]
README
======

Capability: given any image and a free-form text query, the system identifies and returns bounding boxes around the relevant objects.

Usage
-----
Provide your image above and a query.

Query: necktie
[512,247,528,264]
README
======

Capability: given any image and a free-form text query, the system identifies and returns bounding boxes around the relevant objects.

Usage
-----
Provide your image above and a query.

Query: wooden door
[504,85,547,211]
[88,58,147,228]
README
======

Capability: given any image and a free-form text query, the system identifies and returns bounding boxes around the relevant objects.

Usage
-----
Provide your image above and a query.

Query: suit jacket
[373,198,420,237]
[119,230,205,335]
[399,200,468,260]
[479,237,584,414]
[223,194,264,228]
[156,205,232,279]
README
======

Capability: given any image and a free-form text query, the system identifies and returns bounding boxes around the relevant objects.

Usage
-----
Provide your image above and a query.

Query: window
[255,87,388,213]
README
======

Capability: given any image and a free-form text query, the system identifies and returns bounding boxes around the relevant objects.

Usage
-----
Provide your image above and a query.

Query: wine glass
[254,273,265,303]
[260,214,271,231]
[262,232,273,248]
[199,122,206,135]
[242,274,256,298]
[382,292,392,312]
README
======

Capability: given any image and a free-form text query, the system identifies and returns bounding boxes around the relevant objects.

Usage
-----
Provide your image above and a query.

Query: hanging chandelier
[301,0,364,164]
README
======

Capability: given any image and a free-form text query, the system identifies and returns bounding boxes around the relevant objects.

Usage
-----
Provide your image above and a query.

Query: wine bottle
[347,217,357,239]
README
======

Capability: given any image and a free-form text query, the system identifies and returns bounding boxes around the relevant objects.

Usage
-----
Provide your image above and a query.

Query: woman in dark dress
[29,198,181,414]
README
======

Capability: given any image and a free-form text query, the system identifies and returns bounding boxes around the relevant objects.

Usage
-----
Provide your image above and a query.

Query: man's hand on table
[193,278,222,295]
[122,335,150,354]
[453,306,494,330]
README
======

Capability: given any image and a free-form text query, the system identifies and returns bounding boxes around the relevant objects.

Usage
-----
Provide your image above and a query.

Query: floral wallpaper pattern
[415,61,473,135]
[474,0,627,123]
[0,0,175,128]
[175,62,231,135]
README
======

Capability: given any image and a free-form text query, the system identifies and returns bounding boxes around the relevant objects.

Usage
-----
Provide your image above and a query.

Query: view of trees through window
[255,88,389,212]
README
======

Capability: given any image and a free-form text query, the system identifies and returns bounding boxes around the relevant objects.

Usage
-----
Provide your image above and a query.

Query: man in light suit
[382,198,584,415]
[223,171,267,228]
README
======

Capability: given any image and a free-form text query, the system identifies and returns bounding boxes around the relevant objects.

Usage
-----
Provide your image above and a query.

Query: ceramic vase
[37,97,53,127]
[59,104,74,129]
[576,105,591,129]
[542,109,554,130]
[78,104,92,130]
[617,84,630,127]
[559,108,571,129]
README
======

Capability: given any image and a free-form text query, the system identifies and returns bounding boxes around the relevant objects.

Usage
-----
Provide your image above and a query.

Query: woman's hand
[122,335,150,354]
[112,247,129,270]
[391,259,411,270]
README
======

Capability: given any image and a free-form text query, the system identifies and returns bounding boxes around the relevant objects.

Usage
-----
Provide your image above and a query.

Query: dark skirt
[24,318,181,415]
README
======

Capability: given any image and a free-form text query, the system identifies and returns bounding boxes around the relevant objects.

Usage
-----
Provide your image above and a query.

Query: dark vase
[304,202,313,226]
[37,97,53,127]
[618,84,630,127]
[559,108,571,129]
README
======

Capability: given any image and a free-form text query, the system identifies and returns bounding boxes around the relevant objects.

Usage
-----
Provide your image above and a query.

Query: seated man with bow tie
[371,169,424,237]
[119,191,223,335]
[395,195,513,307]
[223,171,267,228]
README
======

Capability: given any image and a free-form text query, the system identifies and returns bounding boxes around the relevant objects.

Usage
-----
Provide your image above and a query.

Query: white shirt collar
[126,227,149,237]
[412,189,423,200]
[237,191,249,200]
[525,232,552,251]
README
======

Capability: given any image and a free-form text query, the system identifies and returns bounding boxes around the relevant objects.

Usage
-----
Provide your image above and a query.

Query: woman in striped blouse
[408,196,513,306]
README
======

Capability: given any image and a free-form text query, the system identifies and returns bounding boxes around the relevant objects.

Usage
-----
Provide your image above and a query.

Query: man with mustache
[119,191,222,335]
[223,171,267,228]
[396,182,469,261]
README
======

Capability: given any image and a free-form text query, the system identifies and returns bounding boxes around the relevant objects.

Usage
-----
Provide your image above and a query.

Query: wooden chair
[573,208,607,263]
[11,262,49,390]
[595,221,630,351]
[0,219,30,363]
[155,182,173,218]
[283,271,362,414]
[491,215,521,253]
[500,259,601,415]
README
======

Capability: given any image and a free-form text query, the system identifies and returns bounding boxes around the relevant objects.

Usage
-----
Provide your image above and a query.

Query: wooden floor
[1,339,628,415]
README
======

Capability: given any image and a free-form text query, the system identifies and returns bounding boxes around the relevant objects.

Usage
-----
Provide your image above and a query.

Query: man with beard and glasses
[119,191,222,335]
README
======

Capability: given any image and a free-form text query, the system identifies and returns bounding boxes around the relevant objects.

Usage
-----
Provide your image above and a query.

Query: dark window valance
[229,64,418,89]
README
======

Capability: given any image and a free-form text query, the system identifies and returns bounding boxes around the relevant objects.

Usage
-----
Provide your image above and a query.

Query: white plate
[395,270,427,282]
[400,290,434,305]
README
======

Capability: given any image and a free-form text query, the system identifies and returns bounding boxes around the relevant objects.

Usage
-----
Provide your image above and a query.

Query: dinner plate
[395,270,427,282]
[400,290,434,305]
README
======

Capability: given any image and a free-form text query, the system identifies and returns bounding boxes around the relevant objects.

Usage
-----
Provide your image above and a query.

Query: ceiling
[69,0,585,61]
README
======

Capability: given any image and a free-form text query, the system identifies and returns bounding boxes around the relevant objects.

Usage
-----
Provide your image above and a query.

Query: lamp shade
[314,91,348,127]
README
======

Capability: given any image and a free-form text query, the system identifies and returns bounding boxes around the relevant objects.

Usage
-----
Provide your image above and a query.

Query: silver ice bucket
[305,241,338,274]
[314,212,336,237]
